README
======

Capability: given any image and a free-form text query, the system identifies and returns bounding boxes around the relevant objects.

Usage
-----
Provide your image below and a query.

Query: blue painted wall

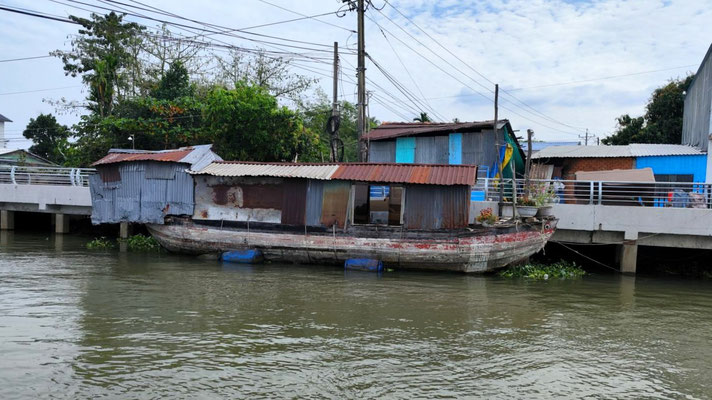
[635,155,707,182]
[395,137,416,163]
[448,133,462,164]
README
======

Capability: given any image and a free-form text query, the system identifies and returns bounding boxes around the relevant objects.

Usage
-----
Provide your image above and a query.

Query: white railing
[0,165,96,187]
[473,178,712,209]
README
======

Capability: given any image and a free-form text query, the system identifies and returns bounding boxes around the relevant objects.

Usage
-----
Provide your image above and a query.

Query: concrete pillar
[0,210,14,230]
[619,231,638,275]
[119,222,130,239]
[55,213,69,234]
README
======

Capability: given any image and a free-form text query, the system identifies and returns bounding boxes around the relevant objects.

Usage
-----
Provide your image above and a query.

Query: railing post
[597,181,603,205]
[484,178,489,199]
[10,166,16,184]
[589,181,594,205]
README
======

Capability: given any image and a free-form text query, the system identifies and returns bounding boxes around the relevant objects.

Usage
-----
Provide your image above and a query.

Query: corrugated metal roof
[629,144,705,157]
[91,144,220,167]
[192,162,478,186]
[363,120,507,141]
[0,113,12,123]
[532,144,704,159]
[331,163,477,186]
[194,162,340,180]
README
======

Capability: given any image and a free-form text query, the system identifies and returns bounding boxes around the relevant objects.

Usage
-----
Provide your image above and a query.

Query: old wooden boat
[147,217,556,273]
[142,161,557,273]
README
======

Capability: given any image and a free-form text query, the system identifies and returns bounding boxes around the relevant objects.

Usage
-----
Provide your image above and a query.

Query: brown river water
[1,231,711,399]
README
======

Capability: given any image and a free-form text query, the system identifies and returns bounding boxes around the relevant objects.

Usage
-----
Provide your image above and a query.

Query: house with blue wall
[364,120,525,178]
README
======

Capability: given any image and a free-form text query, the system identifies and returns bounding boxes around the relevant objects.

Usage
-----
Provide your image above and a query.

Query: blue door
[448,133,462,164]
[395,137,416,163]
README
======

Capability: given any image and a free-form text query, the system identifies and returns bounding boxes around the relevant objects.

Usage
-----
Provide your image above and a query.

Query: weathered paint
[305,179,324,226]
[414,136,448,164]
[368,141,396,162]
[320,180,350,228]
[682,44,712,151]
[90,161,194,224]
[395,137,416,163]
[448,133,462,165]
[462,130,497,167]
[404,184,469,230]
[147,220,556,273]
[192,176,282,223]
[281,179,307,225]
[635,154,707,182]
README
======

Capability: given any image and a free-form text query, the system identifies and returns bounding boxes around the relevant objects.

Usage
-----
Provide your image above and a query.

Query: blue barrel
[221,249,264,264]
[344,258,384,272]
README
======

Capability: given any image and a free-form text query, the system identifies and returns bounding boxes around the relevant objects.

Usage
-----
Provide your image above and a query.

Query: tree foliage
[22,114,70,165]
[413,112,431,123]
[603,76,694,145]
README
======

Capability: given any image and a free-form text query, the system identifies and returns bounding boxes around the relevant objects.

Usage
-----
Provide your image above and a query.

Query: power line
[0,55,54,63]
[373,3,587,133]
[0,85,83,96]
[255,0,355,33]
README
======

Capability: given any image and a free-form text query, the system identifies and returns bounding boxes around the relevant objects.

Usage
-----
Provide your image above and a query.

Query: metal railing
[473,178,712,209]
[0,165,96,187]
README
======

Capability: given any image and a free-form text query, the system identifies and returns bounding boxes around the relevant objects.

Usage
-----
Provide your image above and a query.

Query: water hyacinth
[499,261,586,279]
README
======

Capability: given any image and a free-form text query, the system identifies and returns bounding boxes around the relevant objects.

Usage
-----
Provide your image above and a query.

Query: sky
[0,0,711,151]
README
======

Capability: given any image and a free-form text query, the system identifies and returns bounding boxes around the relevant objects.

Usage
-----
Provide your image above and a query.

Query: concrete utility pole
[580,129,590,146]
[356,0,367,161]
[524,129,533,199]
[330,41,341,162]
[494,84,504,208]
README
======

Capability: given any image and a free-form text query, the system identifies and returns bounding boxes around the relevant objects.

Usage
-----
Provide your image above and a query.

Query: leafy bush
[86,237,114,250]
[476,208,497,224]
[500,260,585,280]
[126,234,161,251]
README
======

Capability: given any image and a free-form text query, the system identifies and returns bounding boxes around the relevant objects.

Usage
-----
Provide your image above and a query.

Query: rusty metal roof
[194,162,340,180]
[91,145,221,168]
[192,161,478,186]
[363,120,507,141]
[331,163,478,186]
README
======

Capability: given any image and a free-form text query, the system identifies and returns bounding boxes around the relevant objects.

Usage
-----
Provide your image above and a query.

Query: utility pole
[597,137,600,146]
[356,0,367,161]
[579,129,590,146]
[524,129,533,199]
[330,41,341,162]
[494,84,504,209]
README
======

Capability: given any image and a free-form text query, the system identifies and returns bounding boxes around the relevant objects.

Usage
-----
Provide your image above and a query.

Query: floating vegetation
[125,234,161,251]
[500,261,586,280]
[86,237,114,250]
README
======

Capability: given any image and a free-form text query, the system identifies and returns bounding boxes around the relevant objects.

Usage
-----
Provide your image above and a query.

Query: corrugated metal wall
[635,155,707,182]
[305,180,325,226]
[320,180,350,228]
[368,141,396,162]
[462,130,498,167]
[448,133,462,164]
[403,184,469,230]
[683,48,712,151]
[395,137,416,163]
[281,179,307,225]
[90,161,194,224]
[414,136,448,164]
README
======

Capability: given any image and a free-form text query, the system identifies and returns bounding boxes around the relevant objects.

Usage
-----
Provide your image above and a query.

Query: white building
[0,113,11,149]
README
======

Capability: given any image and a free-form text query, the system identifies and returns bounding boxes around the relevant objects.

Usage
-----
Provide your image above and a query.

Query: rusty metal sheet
[404,184,469,230]
[91,144,221,168]
[281,179,307,225]
[363,121,502,141]
[98,165,121,183]
[331,163,477,186]
[320,180,350,228]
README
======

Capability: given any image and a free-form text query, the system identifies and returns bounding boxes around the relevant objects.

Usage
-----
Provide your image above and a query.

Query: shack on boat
[189,161,476,230]
[89,145,221,224]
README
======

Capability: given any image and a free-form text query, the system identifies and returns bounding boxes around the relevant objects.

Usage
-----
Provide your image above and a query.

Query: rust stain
[211,185,230,205]
[201,210,208,218]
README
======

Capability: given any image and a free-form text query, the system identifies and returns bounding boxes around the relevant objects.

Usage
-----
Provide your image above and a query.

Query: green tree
[151,60,193,100]
[22,114,70,164]
[203,83,322,162]
[603,76,694,145]
[52,12,144,117]
[413,112,431,122]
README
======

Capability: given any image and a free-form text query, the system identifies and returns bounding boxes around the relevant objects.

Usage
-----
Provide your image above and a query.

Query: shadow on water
[1,232,712,398]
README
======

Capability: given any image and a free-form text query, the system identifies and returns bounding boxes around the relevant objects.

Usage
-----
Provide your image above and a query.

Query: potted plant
[530,182,556,217]
[476,207,497,226]
[516,196,538,217]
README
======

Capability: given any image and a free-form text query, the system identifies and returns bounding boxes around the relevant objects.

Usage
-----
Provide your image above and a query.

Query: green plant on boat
[125,234,161,251]
[86,237,114,250]
[500,260,585,280]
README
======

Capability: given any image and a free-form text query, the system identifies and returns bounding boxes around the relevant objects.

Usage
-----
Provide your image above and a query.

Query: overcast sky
[1,0,711,151]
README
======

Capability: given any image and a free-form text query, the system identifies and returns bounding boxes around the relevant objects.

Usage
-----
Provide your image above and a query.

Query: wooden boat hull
[147,220,557,273]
